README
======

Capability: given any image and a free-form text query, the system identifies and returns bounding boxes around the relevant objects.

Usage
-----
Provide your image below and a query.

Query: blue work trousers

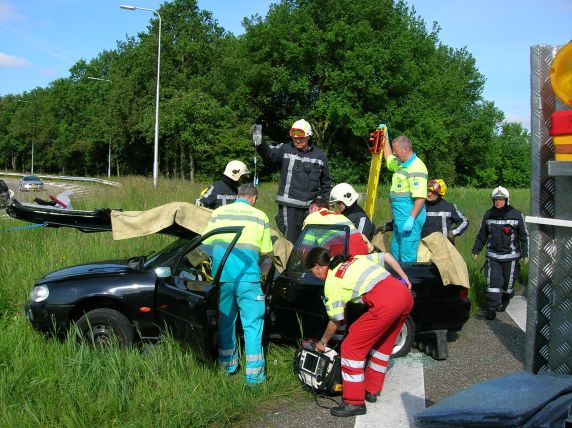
[390,197,426,263]
[218,281,265,384]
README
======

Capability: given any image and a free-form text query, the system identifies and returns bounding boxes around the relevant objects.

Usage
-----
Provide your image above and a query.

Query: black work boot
[485,308,496,320]
[365,391,379,403]
[330,401,367,417]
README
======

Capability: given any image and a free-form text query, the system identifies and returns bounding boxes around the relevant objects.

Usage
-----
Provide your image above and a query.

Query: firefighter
[307,247,413,417]
[330,182,375,240]
[303,196,370,256]
[421,179,469,243]
[195,160,249,209]
[252,119,332,243]
[201,184,273,384]
[383,135,428,263]
[471,186,529,320]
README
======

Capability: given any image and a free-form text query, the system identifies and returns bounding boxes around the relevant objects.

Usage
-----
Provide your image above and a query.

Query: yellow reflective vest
[202,199,273,282]
[323,253,389,321]
[386,153,428,199]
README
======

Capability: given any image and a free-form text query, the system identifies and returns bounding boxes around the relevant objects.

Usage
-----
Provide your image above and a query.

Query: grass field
[0,176,530,426]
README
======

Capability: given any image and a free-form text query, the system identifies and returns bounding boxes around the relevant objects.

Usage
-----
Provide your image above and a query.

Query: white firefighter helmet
[223,160,249,181]
[491,186,510,204]
[289,119,313,138]
[330,183,359,207]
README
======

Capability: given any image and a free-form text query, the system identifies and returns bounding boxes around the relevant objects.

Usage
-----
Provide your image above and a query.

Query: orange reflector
[139,307,152,313]
[550,41,572,107]
[335,384,343,392]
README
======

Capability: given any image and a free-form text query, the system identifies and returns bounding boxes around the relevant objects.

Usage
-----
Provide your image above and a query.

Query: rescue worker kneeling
[306,248,413,417]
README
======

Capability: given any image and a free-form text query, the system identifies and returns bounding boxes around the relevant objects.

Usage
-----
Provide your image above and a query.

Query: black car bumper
[25,301,74,335]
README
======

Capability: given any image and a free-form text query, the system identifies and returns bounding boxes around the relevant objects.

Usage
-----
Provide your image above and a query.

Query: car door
[155,227,242,361]
[265,224,350,342]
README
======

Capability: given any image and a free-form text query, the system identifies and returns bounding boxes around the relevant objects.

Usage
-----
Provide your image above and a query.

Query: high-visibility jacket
[386,153,428,200]
[303,208,368,255]
[202,199,273,282]
[323,253,390,321]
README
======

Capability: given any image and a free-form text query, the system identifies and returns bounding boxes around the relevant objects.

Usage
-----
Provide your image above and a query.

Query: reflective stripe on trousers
[390,196,426,263]
[218,281,266,383]
[340,277,414,405]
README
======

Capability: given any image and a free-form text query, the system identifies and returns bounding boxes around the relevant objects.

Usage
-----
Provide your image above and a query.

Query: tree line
[0,0,530,188]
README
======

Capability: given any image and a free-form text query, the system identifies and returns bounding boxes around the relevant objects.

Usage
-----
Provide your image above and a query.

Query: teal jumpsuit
[202,199,273,384]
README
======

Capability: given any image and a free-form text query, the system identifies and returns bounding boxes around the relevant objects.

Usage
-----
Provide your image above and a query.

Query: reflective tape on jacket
[323,255,390,320]
[202,201,273,282]
[387,154,428,199]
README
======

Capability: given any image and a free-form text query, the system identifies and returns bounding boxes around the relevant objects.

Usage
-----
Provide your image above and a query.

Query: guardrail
[0,172,121,187]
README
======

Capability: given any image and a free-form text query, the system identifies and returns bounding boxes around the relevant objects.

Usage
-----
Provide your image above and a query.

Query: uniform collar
[399,152,417,168]
[235,198,251,205]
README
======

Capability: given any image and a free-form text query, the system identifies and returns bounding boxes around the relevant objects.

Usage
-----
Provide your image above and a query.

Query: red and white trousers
[340,276,414,405]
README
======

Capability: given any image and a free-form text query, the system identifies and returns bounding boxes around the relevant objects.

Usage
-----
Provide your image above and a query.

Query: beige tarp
[417,232,470,288]
[272,234,293,273]
[110,202,212,240]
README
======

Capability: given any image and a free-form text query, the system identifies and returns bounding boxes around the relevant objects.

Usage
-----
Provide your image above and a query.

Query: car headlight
[29,285,49,302]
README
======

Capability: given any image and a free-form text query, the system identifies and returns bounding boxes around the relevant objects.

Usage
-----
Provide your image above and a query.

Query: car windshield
[143,238,193,268]
[23,176,41,182]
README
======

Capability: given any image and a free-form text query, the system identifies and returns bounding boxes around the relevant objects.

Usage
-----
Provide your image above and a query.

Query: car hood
[38,259,137,284]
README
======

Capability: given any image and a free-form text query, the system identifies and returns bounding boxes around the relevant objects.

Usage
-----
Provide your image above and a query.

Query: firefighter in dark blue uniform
[421,179,469,243]
[472,186,529,320]
[253,119,332,242]
[195,160,249,209]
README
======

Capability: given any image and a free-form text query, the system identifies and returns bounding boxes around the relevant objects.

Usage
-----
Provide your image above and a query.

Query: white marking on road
[355,356,425,427]
[506,296,527,332]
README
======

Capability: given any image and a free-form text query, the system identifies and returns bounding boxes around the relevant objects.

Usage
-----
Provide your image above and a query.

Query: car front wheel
[74,308,135,347]
[391,316,415,358]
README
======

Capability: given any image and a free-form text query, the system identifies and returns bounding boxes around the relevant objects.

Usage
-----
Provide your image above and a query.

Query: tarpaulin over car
[111,202,212,240]
[417,232,470,288]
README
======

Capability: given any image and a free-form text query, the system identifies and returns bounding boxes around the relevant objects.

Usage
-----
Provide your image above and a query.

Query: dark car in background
[24,223,471,361]
[0,179,10,207]
[19,175,44,192]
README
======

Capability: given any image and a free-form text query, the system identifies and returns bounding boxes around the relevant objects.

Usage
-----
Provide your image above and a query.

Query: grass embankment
[0,176,530,426]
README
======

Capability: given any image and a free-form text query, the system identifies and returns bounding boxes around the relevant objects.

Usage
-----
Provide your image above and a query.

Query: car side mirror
[155,266,172,278]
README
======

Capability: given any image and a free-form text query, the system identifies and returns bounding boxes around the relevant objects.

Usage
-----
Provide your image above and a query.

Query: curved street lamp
[120,4,162,187]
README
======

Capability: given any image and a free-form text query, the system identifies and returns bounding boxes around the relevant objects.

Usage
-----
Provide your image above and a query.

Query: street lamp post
[87,76,113,178]
[120,4,162,187]
[18,99,34,174]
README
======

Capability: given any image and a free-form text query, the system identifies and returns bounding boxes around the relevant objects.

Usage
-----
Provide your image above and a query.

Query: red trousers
[340,276,414,405]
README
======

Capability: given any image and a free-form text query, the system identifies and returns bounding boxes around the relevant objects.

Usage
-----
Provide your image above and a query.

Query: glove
[378,123,389,142]
[402,216,415,233]
[252,124,262,147]
[447,230,456,240]
[471,254,478,261]
[523,257,529,264]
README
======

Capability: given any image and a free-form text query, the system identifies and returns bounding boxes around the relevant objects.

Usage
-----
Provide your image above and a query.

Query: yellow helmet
[428,179,447,197]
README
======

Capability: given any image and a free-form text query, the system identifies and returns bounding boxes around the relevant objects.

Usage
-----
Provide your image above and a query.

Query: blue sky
[1,0,571,130]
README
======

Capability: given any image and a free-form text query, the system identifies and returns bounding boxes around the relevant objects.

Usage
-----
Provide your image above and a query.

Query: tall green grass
[0,176,530,426]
